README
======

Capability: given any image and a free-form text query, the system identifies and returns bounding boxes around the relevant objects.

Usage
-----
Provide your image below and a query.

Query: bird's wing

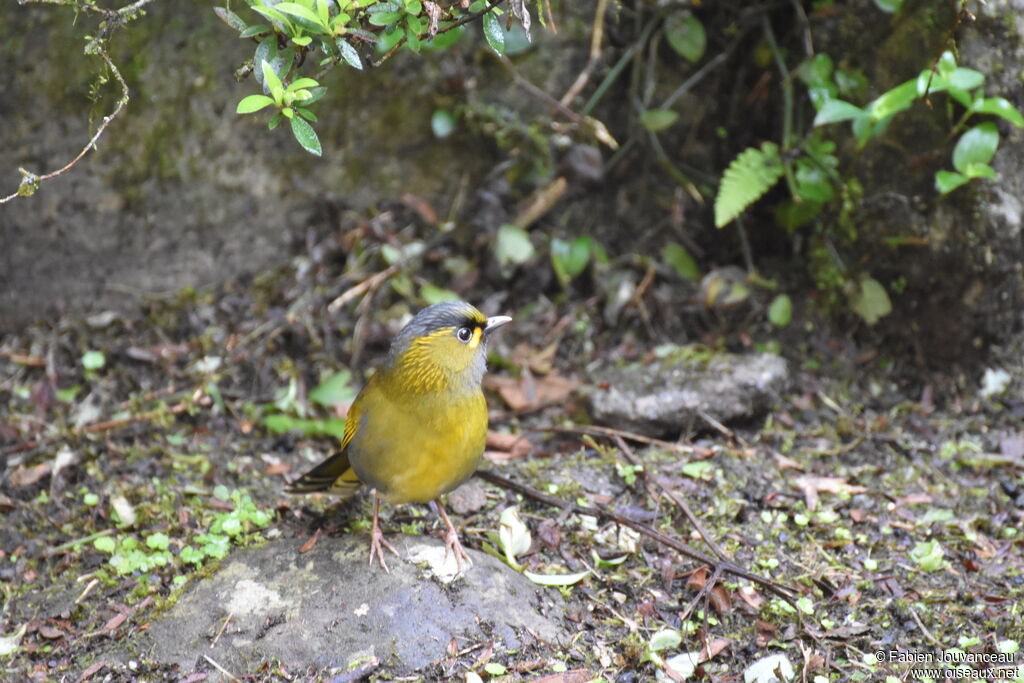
[285,387,365,495]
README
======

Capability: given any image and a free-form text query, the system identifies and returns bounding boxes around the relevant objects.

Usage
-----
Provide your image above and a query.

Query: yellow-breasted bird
[288,301,511,571]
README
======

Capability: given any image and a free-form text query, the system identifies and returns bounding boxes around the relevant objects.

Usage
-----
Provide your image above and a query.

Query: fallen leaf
[448,480,487,514]
[485,431,532,459]
[299,529,321,553]
[264,462,291,476]
[400,193,438,226]
[791,474,867,511]
[895,493,932,508]
[77,660,107,682]
[531,670,592,683]
[8,462,50,487]
[738,586,765,610]
[37,624,63,640]
[772,453,804,471]
[487,372,579,412]
[701,637,730,661]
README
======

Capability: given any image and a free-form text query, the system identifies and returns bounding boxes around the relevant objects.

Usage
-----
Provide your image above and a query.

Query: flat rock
[586,351,791,436]
[138,535,566,677]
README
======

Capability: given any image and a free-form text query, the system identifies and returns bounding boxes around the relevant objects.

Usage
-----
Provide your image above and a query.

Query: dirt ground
[1,209,1023,682]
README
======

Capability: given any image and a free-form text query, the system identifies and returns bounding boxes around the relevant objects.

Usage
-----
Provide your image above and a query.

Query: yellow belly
[347,387,487,504]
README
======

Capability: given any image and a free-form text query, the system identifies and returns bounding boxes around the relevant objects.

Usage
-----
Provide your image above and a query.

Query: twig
[560,0,608,107]
[612,435,730,562]
[202,655,241,682]
[522,423,693,454]
[211,612,233,648]
[1,54,129,203]
[327,263,401,313]
[1,401,188,460]
[475,469,799,605]
[494,54,582,123]
[3,0,154,202]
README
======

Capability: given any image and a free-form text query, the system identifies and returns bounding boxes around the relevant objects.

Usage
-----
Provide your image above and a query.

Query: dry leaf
[791,474,867,511]
[488,372,579,411]
[772,453,804,471]
[8,463,50,488]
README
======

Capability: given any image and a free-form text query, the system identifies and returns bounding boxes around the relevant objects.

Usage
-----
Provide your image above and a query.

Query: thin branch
[612,435,730,562]
[3,0,155,203]
[476,469,799,605]
[559,0,608,107]
[522,423,693,454]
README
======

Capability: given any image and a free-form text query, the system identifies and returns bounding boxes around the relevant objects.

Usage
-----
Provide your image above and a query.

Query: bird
[287,301,512,572]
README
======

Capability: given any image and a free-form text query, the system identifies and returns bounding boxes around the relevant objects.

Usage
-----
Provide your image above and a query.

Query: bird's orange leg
[368,492,398,572]
[433,500,470,572]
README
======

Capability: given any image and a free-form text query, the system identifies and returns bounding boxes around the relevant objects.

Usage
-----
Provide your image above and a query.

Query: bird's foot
[442,525,471,573]
[368,522,399,572]
[369,493,399,572]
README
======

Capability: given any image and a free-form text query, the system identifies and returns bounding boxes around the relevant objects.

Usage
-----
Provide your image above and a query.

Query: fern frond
[714,142,784,227]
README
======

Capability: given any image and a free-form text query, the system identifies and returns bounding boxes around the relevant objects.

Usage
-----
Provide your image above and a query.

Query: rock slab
[586,351,791,436]
[142,535,565,676]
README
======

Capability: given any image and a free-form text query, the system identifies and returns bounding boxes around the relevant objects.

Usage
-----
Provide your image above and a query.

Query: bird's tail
[286,449,363,498]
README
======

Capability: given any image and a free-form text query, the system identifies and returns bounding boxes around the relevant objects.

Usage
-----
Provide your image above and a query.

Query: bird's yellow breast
[345,373,488,504]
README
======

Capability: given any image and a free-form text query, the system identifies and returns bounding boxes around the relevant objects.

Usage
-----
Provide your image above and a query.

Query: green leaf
[405,25,422,53]
[290,115,323,156]
[662,243,699,280]
[794,159,835,203]
[431,108,456,138]
[483,662,507,676]
[288,77,320,92]
[495,224,534,270]
[872,0,904,12]
[952,122,999,173]
[972,96,1024,127]
[867,79,918,120]
[93,536,116,553]
[268,112,283,130]
[368,10,404,26]
[774,198,822,231]
[550,236,591,286]
[82,350,106,370]
[292,34,312,46]
[213,7,248,32]
[849,276,892,326]
[714,142,784,227]
[909,540,944,572]
[296,108,317,122]
[275,2,323,26]
[664,12,705,63]
[337,39,363,69]
[935,170,969,195]
[768,294,792,327]
[261,60,284,104]
[483,11,505,55]
[681,461,714,480]
[523,569,590,586]
[419,283,460,304]
[236,94,275,114]
[963,162,997,180]
[649,628,682,652]
[640,109,678,132]
[146,532,170,550]
[814,99,864,126]
[949,67,984,91]
[240,23,271,38]
[309,370,357,407]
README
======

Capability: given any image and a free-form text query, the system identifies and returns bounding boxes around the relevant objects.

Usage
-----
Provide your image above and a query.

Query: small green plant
[714,39,1024,326]
[92,489,272,576]
[218,0,532,154]
[260,369,356,438]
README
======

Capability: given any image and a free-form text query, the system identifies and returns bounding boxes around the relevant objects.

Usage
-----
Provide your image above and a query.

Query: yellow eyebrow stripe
[468,326,483,350]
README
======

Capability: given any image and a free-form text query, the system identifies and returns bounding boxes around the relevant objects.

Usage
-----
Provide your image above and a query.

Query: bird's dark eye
[456,326,474,343]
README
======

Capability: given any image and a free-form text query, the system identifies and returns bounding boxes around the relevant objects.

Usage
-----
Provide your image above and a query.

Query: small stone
[585,351,791,436]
